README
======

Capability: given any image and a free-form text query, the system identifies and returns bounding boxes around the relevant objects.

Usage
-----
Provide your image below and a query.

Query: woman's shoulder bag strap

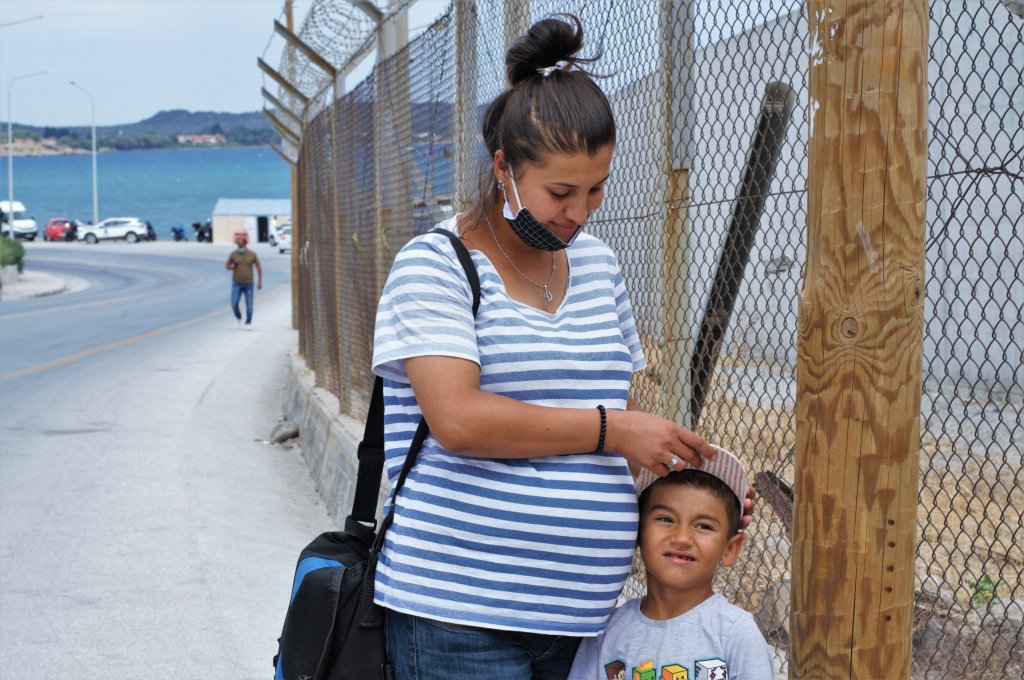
[351,227,479,527]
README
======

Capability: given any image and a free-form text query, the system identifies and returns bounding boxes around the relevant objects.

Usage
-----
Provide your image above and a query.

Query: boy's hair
[639,469,742,537]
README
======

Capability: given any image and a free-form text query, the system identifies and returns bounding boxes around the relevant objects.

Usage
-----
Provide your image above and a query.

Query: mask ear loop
[507,165,526,215]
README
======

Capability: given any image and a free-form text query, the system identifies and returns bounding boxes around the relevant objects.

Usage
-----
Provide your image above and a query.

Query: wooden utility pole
[792,1,928,677]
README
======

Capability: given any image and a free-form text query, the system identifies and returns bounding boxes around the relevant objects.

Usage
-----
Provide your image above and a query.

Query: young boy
[568,447,773,680]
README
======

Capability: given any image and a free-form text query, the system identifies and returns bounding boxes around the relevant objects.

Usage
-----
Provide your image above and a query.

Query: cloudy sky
[0,0,445,127]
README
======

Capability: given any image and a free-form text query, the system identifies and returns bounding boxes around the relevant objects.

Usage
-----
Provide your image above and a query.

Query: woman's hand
[605,408,716,477]
[618,397,757,530]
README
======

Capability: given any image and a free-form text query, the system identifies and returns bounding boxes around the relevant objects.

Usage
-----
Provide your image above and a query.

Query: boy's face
[640,483,745,601]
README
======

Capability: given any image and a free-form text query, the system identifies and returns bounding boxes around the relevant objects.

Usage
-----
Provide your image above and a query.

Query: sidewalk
[0,269,89,301]
[0,288,330,678]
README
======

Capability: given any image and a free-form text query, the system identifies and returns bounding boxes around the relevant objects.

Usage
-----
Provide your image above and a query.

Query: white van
[0,201,38,241]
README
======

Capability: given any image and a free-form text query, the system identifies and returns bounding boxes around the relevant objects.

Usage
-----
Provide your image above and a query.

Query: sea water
[0,146,290,239]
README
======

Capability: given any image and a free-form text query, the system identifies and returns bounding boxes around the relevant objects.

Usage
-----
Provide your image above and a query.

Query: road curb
[0,270,68,301]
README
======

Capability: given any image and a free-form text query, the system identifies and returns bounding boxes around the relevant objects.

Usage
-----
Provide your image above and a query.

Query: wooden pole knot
[839,316,861,342]
[904,274,925,314]
[797,293,814,338]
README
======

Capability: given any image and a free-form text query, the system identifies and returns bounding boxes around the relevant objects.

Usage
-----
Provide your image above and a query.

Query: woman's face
[496,145,613,244]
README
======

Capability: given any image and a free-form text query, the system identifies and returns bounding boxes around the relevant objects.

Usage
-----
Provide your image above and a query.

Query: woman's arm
[405,354,714,475]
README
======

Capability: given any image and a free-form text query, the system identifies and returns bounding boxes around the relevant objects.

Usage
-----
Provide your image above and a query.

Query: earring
[497,180,505,191]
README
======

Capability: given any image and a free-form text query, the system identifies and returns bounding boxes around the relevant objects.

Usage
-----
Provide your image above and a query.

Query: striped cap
[635,445,748,515]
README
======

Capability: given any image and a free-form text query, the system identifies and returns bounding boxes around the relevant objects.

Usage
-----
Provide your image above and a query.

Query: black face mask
[502,166,582,251]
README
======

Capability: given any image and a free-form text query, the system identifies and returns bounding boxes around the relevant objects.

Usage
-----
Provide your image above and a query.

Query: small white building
[211,198,291,245]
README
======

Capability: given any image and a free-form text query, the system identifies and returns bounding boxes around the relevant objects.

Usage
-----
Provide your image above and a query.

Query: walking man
[225,232,262,330]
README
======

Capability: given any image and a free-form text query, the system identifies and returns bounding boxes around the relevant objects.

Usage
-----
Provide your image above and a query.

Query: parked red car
[43,217,76,241]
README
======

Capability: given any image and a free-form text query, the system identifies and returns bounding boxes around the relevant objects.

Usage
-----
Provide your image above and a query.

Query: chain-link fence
[269,0,1023,675]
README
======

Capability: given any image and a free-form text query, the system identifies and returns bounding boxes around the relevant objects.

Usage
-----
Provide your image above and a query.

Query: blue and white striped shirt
[371,217,646,635]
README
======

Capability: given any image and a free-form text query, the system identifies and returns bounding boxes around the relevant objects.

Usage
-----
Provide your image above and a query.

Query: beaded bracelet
[595,404,607,453]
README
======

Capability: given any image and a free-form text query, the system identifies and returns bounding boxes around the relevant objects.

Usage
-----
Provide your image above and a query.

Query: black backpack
[274,228,480,680]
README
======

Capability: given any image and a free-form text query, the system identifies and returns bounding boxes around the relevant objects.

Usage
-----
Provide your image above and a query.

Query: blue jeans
[386,609,581,680]
[231,282,254,323]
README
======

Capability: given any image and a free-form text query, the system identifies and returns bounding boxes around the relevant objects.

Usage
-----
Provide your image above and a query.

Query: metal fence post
[660,0,696,427]
[793,1,929,676]
[455,1,479,213]
[285,0,301,333]
[374,5,411,298]
[331,75,350,413]
[503,0,528,49]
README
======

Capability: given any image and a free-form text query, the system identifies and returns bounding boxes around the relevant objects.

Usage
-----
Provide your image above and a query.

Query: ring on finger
[668,454,680,469]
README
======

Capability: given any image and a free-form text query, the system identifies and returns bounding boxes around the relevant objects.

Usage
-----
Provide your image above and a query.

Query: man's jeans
[386,609,581,680]
[231,282,255,324]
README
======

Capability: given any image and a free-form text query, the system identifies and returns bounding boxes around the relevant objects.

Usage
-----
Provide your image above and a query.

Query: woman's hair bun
[505,14,591,86]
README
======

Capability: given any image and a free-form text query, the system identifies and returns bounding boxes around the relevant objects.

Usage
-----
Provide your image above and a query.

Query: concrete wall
[212,213,291,245]
[212,215,246,244]
[282,352,390,527]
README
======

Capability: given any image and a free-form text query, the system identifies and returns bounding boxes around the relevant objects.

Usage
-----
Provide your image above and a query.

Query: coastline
[3,145,289,235]
[1,138,92,157]
[1,138,265,158]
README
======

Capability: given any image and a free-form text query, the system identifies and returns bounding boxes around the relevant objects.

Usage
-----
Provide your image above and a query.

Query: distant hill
[13,110,279,151]
[105,109,272,137]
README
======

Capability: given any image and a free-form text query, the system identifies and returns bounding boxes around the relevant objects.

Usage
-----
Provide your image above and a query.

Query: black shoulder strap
[351,376,386,525]
[350,227,479,525]
[432,226,480,315]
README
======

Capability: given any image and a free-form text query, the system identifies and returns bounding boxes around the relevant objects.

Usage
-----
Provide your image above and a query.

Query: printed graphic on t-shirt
[605,658,729,680]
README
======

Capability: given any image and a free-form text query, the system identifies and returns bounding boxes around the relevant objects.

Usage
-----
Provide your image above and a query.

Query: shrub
[0,236,26,273]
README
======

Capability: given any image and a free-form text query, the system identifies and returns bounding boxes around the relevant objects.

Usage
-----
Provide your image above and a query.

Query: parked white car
[0,200,38,240]
[269,221,291,247]
[277,224,292,253]
[77,217,149,244]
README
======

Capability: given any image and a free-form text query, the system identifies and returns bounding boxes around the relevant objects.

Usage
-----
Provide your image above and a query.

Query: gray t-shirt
[568,594,774,680]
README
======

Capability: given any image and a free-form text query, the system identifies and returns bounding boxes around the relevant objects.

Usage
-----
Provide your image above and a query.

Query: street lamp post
[70,81,98,226]
[6,71,47,238]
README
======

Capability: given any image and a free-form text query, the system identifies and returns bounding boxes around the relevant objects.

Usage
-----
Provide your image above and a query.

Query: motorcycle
[193,220,213,243]
[171,226,187,241]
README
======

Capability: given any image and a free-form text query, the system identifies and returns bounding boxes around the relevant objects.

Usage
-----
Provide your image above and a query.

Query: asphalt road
[0,241,332,678]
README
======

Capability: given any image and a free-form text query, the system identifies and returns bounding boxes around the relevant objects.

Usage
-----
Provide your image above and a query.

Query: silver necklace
[484,212,557,303]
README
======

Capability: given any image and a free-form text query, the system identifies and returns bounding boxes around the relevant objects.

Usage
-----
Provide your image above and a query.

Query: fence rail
[267,1,1023,675]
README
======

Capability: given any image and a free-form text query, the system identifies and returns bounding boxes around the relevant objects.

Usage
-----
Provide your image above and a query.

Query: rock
[913,618,951,660]
[755,578,791,643]
[980,598,1024,640]
[271,420,300,443]
[911,597,1024,674]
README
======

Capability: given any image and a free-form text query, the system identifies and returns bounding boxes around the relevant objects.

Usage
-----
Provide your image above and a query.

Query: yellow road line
[0,285,287,382]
